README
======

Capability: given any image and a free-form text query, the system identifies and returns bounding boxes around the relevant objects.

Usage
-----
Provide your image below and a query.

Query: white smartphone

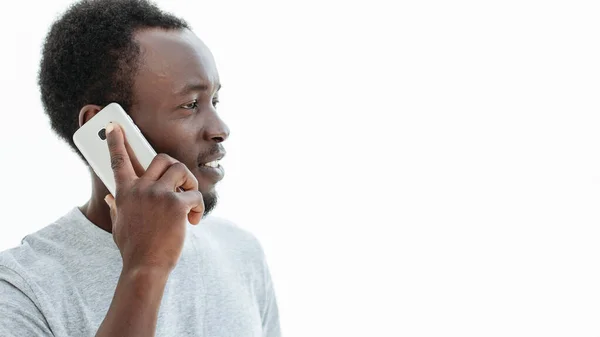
[73,103,157,196]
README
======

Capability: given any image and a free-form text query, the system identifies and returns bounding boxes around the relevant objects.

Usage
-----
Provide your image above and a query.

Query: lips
[198,150,225,167]
[197,152,225,183]
[197,163,224,183]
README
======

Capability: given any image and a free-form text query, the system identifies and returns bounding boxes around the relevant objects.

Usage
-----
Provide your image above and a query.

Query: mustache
[197,144,225,164]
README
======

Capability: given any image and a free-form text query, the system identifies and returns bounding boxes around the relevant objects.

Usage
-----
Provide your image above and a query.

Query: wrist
[121,250,178,274]
[121,265,171,292]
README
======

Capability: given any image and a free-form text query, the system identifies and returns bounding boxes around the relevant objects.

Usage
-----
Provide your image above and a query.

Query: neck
[79,171,113,234]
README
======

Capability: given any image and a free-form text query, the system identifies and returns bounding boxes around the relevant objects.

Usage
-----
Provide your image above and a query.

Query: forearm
[95,266,170,337]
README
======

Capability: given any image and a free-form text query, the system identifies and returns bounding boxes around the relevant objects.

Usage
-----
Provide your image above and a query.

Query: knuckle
[155,153,169,161]
[155,153,175,164]
[188,170,199,183]
[145,185,162,200]
[110,154,125,171]
[129,184,141,198]
[171,162,188,172]
[174,162,197,183]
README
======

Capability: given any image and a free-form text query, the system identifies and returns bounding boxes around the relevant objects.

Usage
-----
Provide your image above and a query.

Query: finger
[157,162,199,192]
[121,129,145,178]
[143,153,179,181]
[188,210,202,225]
[104,194,117,224]
[177,190,205,224]
[105,123,136,189]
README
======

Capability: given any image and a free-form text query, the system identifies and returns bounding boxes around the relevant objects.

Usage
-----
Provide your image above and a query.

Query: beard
[202,189,218,216]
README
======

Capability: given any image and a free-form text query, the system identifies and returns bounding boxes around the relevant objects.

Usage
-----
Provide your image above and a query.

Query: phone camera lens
[98,128,107,140]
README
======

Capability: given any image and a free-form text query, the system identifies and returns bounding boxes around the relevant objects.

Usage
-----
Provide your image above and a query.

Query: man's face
[128,28,229,215]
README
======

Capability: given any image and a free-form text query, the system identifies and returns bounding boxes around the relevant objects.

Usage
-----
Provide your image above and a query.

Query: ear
[78,104,103,127]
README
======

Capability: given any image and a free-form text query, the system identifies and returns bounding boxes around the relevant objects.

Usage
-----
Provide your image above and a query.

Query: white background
[0,0,599,336]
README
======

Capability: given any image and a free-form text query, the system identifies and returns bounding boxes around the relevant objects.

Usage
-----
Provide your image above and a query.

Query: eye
[181,99,198,110]
[212,98,220,107]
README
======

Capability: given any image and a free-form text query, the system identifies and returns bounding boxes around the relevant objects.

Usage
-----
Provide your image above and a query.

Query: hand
[103,122,204,272]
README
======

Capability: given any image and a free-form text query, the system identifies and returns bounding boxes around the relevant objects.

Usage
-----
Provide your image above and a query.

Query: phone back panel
[73,103,157,196]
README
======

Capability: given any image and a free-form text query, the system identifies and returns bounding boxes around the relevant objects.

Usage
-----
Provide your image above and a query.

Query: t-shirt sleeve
[0,268,53,337]
[260,251,281,337]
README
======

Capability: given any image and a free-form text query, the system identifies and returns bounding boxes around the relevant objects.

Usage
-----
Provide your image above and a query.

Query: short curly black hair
[38,0,189,160]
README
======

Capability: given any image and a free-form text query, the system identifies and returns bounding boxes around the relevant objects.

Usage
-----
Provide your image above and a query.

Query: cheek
[143,122,199,165]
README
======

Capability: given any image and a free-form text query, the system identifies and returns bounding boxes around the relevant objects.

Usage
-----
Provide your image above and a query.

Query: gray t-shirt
[0,207,280,336]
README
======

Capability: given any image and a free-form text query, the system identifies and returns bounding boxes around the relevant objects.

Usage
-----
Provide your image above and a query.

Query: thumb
[104,194,117,224]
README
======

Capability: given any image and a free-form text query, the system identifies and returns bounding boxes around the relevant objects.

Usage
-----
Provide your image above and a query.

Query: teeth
[204,160,219,168]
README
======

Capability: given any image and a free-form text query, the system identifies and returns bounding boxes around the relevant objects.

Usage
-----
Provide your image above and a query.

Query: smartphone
[73,103,157,196]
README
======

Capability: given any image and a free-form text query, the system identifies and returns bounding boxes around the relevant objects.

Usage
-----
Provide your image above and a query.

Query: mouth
[197,153,225,183]
[203,160,220,168]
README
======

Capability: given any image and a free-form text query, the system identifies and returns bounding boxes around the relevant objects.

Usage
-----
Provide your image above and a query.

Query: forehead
[133,28,219,102]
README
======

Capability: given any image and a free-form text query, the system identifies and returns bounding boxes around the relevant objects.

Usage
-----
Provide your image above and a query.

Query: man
[0,0,281,336]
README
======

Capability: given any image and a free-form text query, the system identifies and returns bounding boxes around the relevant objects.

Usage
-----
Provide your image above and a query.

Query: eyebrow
[177,82,222,96]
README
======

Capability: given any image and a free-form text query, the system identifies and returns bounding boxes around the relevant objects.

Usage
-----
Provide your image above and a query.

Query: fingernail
[104,195,111,206]
[106,122,114,134]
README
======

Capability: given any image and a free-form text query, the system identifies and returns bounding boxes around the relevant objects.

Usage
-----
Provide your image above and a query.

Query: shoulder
[0,220,66,270]
[0,215,78,295]
[0,241,49,312]
[0,234,46,284]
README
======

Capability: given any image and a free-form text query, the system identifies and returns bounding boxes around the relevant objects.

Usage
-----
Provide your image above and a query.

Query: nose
[203,110,230,143]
